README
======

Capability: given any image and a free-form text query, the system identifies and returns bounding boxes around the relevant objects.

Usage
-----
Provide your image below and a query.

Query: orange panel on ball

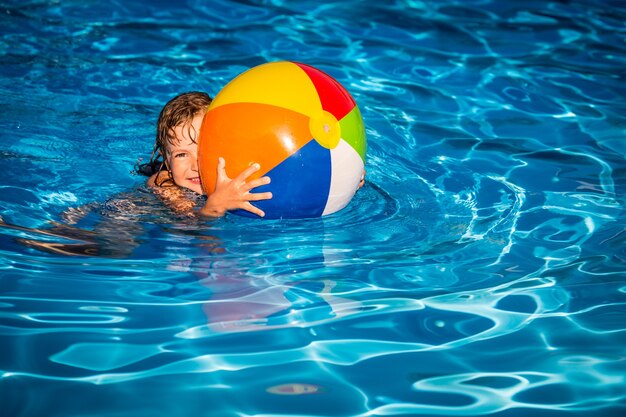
[198,102,314,195]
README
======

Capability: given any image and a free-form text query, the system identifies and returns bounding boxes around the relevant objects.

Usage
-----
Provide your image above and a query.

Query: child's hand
[199,157,272,218]
[358,169,366,190]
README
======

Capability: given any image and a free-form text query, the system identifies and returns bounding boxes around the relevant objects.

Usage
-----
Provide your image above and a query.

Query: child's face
[164,113,204,195]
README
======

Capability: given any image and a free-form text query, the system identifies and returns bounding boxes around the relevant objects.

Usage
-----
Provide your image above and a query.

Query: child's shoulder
[146,171,199,214]
[146,170,171,188]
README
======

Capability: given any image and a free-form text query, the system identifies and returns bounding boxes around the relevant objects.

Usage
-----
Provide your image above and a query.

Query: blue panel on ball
[232,139,331,219]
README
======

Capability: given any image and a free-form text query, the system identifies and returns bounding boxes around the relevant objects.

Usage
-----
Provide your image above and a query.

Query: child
[139,92,272,218]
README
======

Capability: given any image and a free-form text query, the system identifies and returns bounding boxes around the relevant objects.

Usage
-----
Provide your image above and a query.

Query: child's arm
[199,157,272,218]
[153,186,197,214]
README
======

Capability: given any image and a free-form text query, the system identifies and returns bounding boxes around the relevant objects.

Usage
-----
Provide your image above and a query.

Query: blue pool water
[1,0,625,416]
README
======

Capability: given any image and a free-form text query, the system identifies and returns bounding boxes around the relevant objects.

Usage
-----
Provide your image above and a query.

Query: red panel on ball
[294,62,355,121]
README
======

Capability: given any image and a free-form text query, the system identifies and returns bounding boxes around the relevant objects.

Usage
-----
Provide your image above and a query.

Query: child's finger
[247,191,272,201]
[242,202,265,218]
[235,162,261,182]
[243,176,271,191]
[216,157,228,181]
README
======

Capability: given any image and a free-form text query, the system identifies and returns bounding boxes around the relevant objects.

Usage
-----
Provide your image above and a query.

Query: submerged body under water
[1,1,625,416]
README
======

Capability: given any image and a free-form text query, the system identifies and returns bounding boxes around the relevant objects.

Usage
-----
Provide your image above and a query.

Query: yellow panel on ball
[209,61,322,118]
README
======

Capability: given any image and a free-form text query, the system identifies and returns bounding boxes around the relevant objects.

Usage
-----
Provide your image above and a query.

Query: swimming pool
[1,0,625,416]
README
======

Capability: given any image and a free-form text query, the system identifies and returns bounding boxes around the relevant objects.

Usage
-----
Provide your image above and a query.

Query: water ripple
[2,0,626,416]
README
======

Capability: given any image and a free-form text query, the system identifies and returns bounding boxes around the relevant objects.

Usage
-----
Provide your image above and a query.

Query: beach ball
[198,61,366,219]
